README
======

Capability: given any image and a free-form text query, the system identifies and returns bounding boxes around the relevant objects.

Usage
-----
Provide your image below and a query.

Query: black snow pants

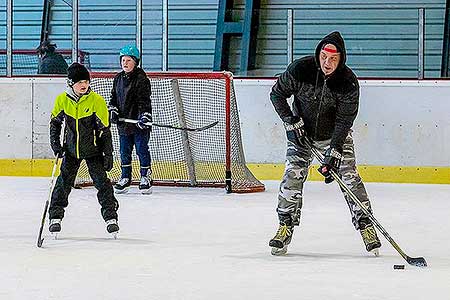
[48,154,119,222]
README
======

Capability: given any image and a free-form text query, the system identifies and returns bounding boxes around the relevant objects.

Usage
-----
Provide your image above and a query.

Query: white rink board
[0,77,449,166]
[0,78,33,158]
[235,79,450,166]
[31,78,67,159]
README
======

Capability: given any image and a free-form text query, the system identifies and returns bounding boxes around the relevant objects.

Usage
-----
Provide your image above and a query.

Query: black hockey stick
[305,138,427,267]
[37,155,60,248]
[118,118,219,132]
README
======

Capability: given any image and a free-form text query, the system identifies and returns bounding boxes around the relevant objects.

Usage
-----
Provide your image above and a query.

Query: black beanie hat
[67,62,90,86]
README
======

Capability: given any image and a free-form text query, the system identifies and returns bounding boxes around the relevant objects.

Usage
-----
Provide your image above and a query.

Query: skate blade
[371,248,380,257]
[51,232,59,240]
[271,246,288,256]
[111,232,118,239]
[140,187,153,195]
[114,187,130,194]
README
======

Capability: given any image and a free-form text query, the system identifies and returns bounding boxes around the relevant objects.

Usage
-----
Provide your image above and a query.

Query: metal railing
[2,4,438,78]
[285,7,427,79]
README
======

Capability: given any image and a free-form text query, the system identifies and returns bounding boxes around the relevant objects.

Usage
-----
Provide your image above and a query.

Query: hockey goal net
[75,72,265,193]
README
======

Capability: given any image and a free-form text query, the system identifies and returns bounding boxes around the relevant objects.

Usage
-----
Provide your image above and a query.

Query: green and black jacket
[50,88,113,159]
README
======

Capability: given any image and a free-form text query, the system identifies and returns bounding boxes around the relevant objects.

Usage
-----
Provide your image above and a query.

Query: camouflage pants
[277,131,372,230]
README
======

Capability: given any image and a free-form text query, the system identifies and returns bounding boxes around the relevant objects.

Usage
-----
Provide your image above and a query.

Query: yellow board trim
[0,159,61,177]
[0,159,448,184]
[247,163,450,184]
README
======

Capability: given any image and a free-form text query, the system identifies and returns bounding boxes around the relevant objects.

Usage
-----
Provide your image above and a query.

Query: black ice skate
[114,178,131,194]
[106,219,119,239]
[269,221,294,256]
[49,219,61,239]
[139,176,153,194]
[359,218,381,256]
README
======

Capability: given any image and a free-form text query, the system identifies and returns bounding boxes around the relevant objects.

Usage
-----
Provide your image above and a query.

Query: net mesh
[0,50,90,75]
[75,72,264,193]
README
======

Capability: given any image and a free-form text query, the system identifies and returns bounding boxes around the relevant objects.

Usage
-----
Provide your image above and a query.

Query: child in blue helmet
[109,45,153,194]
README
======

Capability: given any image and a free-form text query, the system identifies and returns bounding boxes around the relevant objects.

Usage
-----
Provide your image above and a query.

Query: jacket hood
[66,86,91,102]
[315,31,347,73]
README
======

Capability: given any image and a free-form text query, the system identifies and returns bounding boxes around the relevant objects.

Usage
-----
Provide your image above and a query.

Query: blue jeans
[119,130,151,178]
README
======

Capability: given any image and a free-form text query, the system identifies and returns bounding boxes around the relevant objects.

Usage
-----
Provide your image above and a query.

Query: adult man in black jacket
[269,31,381,256]
[36,40,68,74]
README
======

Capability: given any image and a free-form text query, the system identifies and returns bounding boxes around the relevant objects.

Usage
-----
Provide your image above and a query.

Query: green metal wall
[0,0,447,77]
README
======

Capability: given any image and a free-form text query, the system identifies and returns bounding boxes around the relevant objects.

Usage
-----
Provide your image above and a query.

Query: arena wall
[0,77,448,183]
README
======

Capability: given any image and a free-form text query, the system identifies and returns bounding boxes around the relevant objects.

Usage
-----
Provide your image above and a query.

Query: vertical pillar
[287,9,294,65]
[6,0,13,77]
[136,0,143,65]
[72,0,79,64]
[162,0,169,71]
[418,8,425,79]
[441,0,450,77]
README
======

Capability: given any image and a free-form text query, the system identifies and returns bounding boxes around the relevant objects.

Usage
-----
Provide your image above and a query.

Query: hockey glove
[318,147,342,184]
[103,154,113,172]
[137,112,152,131]
[108,106,119,124]
[284,116,305,145]
[51,142,64,158]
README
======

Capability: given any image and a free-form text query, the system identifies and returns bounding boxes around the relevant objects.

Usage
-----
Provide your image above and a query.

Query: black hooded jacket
[38,52,69,74]
[110,67,152,135]
[270,31,359,152]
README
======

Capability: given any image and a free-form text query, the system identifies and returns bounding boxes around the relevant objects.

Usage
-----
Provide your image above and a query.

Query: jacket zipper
[313,78,327,140]
[76,104,80,159]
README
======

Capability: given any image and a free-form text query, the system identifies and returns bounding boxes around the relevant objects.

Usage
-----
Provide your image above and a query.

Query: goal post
[75,71,265,193]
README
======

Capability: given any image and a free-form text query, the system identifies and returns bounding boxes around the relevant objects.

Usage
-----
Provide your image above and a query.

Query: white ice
[0,177,449,300]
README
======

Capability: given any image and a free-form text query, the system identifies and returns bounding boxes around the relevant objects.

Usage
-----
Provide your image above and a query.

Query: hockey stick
[304,138,427,267]
[118,118,219,132]
[37,155,60,248]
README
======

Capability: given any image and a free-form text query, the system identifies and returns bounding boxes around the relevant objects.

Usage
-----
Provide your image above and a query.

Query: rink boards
[0,77,448,183]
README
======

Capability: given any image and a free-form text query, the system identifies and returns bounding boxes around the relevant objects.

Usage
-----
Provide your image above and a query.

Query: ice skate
[359,218,381,256]
[49,219,61,239]
[106,219,119,239]
[139,176,153,195]
[114,178,131,194]
[269,222,294,256]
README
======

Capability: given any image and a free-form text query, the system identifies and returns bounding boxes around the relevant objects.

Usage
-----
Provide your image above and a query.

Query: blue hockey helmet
[119,44,140,65]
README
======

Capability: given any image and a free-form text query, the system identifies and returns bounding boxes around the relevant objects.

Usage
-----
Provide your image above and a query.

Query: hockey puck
[393,264,405,270]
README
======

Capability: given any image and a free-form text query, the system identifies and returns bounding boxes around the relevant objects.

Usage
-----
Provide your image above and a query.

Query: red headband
[322,46,338,53]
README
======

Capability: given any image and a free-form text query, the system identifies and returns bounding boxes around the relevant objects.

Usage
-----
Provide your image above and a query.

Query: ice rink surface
[0,176,449,300]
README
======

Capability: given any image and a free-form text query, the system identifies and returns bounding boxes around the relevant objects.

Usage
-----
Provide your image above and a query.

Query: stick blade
[406,256,427,267]
[196,121,219,131]
[37,237,44,248]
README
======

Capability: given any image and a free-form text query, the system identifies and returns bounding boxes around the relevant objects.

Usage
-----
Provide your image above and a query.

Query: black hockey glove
[284,116,305,145]
[318,147,342,184]
[108,105,119,124]
[51,142,64,158]
[137,112,152,131]
[50,118,64,157]
[103,154,113,172]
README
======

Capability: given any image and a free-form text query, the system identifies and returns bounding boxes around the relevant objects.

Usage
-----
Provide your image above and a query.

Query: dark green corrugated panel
[0,0,448,77]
